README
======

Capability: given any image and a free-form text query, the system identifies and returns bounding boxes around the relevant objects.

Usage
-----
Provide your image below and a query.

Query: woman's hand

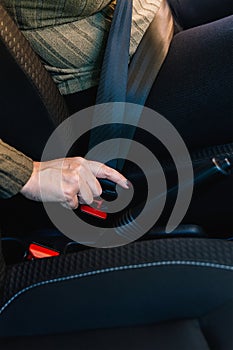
[20,157,129,209]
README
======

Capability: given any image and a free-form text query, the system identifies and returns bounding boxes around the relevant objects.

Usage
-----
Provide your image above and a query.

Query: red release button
[28,243,60,260]
[80,205,107,220]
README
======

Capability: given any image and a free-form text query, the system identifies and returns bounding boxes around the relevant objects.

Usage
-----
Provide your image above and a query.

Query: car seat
[0,5,232,349]
[0,238,232,350]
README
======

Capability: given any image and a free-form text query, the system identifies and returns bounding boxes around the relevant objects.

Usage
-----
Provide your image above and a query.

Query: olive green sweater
[0,139,33,199]
[1,0,161,94]
[0,139,33,292]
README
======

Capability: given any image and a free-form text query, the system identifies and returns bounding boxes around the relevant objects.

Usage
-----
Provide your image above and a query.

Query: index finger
[88,161,129,189]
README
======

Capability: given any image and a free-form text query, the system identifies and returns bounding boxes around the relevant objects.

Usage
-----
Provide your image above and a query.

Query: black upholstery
[0,238,232,350]
[0,318,225,350]
[1,309,233,349]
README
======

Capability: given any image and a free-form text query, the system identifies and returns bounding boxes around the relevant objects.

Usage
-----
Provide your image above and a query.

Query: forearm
[0,139,33,199]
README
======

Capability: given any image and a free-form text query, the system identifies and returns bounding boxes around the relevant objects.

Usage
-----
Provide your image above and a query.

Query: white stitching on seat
[0,260,232,315]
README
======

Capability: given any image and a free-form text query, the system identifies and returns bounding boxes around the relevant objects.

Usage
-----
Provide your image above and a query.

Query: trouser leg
[167,0,233,29]
[145,15,233,152]
[143,13,233,233]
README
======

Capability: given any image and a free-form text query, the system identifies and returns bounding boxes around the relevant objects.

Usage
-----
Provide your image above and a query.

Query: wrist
[20,161,40,198]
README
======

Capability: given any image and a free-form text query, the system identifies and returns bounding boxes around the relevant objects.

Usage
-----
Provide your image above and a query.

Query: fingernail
[125,180,131,189]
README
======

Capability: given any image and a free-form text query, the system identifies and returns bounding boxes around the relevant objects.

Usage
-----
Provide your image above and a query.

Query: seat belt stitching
[1,260,232,315]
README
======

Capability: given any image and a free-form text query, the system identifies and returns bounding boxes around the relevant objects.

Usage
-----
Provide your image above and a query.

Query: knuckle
[95,182,102,197]
[103,165,112,177]
[75,156,85,165]
[64,192,72,202]
[71,172,80,184]
[63,186,75,200]
[75,163,86,175]
[76,164,83,172]
[62,169,69,180]
[85,196,93,205]
[70,200,78,210]
[65,168,81,184]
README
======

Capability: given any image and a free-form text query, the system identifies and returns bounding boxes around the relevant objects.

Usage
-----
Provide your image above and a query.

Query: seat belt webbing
[90,0,174,169]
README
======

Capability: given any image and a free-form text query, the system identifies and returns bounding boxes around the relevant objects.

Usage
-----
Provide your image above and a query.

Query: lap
[167,0,233,29]
[145,15,233,152]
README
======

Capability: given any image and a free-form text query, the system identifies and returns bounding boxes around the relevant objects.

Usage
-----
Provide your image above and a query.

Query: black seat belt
[89,0,174,170]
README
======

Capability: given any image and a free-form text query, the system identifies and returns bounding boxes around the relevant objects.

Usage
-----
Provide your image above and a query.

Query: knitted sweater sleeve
[0,139,33,199]
[0,139,33,294]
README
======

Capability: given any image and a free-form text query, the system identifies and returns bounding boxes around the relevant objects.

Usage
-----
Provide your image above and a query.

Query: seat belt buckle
[80,200,107,220]
[79,179,118,220]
